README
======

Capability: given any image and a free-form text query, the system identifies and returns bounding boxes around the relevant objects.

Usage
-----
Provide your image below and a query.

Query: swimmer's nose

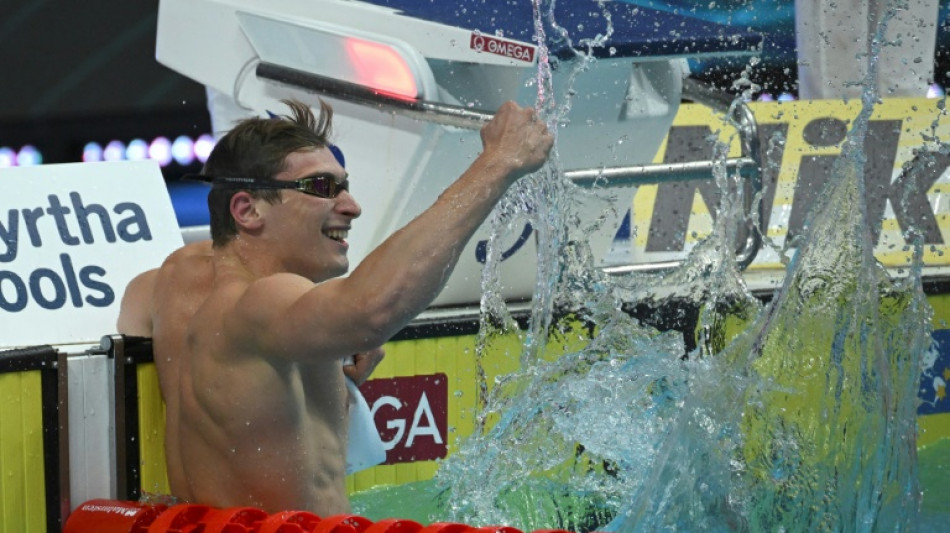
[335,189,361,219]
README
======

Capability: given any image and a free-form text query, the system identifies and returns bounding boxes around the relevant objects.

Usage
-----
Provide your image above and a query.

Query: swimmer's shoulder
[178,240,213,256]
[156,241,214,284]
[217,272,318,330]
[162,240,213,269]
[236,272,318,306]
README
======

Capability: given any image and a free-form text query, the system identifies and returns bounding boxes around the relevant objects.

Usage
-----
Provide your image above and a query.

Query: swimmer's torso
[151,251,351,515]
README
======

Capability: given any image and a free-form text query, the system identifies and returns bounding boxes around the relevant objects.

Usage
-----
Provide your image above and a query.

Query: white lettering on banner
[0,161,183,349]
[80,503,139,517]
[370,393,445,450]
[405,393,443,447]
[470,33,536,63]
[372,396,406,451]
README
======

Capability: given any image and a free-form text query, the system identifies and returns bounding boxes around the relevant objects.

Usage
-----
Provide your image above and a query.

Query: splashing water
[428,2,937,532]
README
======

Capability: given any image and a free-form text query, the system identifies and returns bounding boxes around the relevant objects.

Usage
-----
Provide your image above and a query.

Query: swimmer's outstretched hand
[480,101,554,180]
[343,347,386,386]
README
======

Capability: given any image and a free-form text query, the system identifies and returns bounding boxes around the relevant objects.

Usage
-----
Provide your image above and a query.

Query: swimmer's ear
[230,191,265,232]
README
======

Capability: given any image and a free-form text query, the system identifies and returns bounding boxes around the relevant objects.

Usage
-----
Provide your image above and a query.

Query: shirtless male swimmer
[116,98,553,515]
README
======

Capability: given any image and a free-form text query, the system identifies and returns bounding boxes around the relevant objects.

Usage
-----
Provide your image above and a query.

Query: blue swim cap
[328,144,345,168]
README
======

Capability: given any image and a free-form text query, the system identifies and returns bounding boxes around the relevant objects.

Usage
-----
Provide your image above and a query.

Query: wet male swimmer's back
[117,241,384,508]
[117,98,553,515]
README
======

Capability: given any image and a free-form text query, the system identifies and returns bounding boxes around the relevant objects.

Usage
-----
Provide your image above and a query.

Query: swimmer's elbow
[354,292,421,348]
[359,308,402,349]
[116,293,153,335]
[116,276,154,337]
[116,310,152,338]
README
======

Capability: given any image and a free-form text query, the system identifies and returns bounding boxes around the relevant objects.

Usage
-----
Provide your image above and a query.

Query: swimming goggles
[187,174,350,199]
[185,138,348,199]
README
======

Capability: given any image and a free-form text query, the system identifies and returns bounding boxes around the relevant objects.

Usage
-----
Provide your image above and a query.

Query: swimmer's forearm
[335,104,551,345]
[341,152,518,340]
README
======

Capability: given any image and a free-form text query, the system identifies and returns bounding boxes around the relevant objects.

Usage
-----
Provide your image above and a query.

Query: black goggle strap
[208,176,347,198]
[209,176,299,191]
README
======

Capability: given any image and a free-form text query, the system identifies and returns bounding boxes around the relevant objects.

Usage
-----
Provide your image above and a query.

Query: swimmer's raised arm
[227,101,552,360]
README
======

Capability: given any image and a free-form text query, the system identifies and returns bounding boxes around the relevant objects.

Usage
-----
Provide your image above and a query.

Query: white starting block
[156,0,762,307]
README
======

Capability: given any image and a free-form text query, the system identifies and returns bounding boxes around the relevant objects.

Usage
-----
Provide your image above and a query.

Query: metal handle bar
[257,63,495,129]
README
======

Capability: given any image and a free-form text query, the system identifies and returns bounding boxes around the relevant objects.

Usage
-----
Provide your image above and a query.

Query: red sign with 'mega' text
[361,374,448,464]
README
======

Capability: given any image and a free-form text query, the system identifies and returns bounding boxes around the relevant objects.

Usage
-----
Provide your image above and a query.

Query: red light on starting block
[345,38,419,101]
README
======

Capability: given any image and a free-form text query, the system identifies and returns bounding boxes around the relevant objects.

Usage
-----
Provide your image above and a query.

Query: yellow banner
[630,98,950,272]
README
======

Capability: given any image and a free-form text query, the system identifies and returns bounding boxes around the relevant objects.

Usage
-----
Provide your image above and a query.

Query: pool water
[352,440,950,529]
[355,3,947,532]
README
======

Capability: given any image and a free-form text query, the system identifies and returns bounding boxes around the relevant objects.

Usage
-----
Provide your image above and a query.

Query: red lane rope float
[418,523,475,533]
[365,518,423,533]
[146,503,210,533]
[314,514,375,533]
[63,500,588,533]
[203,506,270,532]
[258,511,322,533]
[61,500,167,533]
[472,527,525,533]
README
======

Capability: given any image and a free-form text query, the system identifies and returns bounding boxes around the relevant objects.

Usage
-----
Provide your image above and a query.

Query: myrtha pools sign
[0,161,183,349]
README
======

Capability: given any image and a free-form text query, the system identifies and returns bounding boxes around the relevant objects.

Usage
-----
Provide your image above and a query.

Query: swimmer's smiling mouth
[324,228,349,242]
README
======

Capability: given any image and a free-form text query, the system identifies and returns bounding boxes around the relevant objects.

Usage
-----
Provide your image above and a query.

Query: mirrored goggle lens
[300,177,349,198]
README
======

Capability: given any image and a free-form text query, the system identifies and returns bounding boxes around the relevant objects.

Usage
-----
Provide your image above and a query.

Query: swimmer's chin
[304,260,350,283]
